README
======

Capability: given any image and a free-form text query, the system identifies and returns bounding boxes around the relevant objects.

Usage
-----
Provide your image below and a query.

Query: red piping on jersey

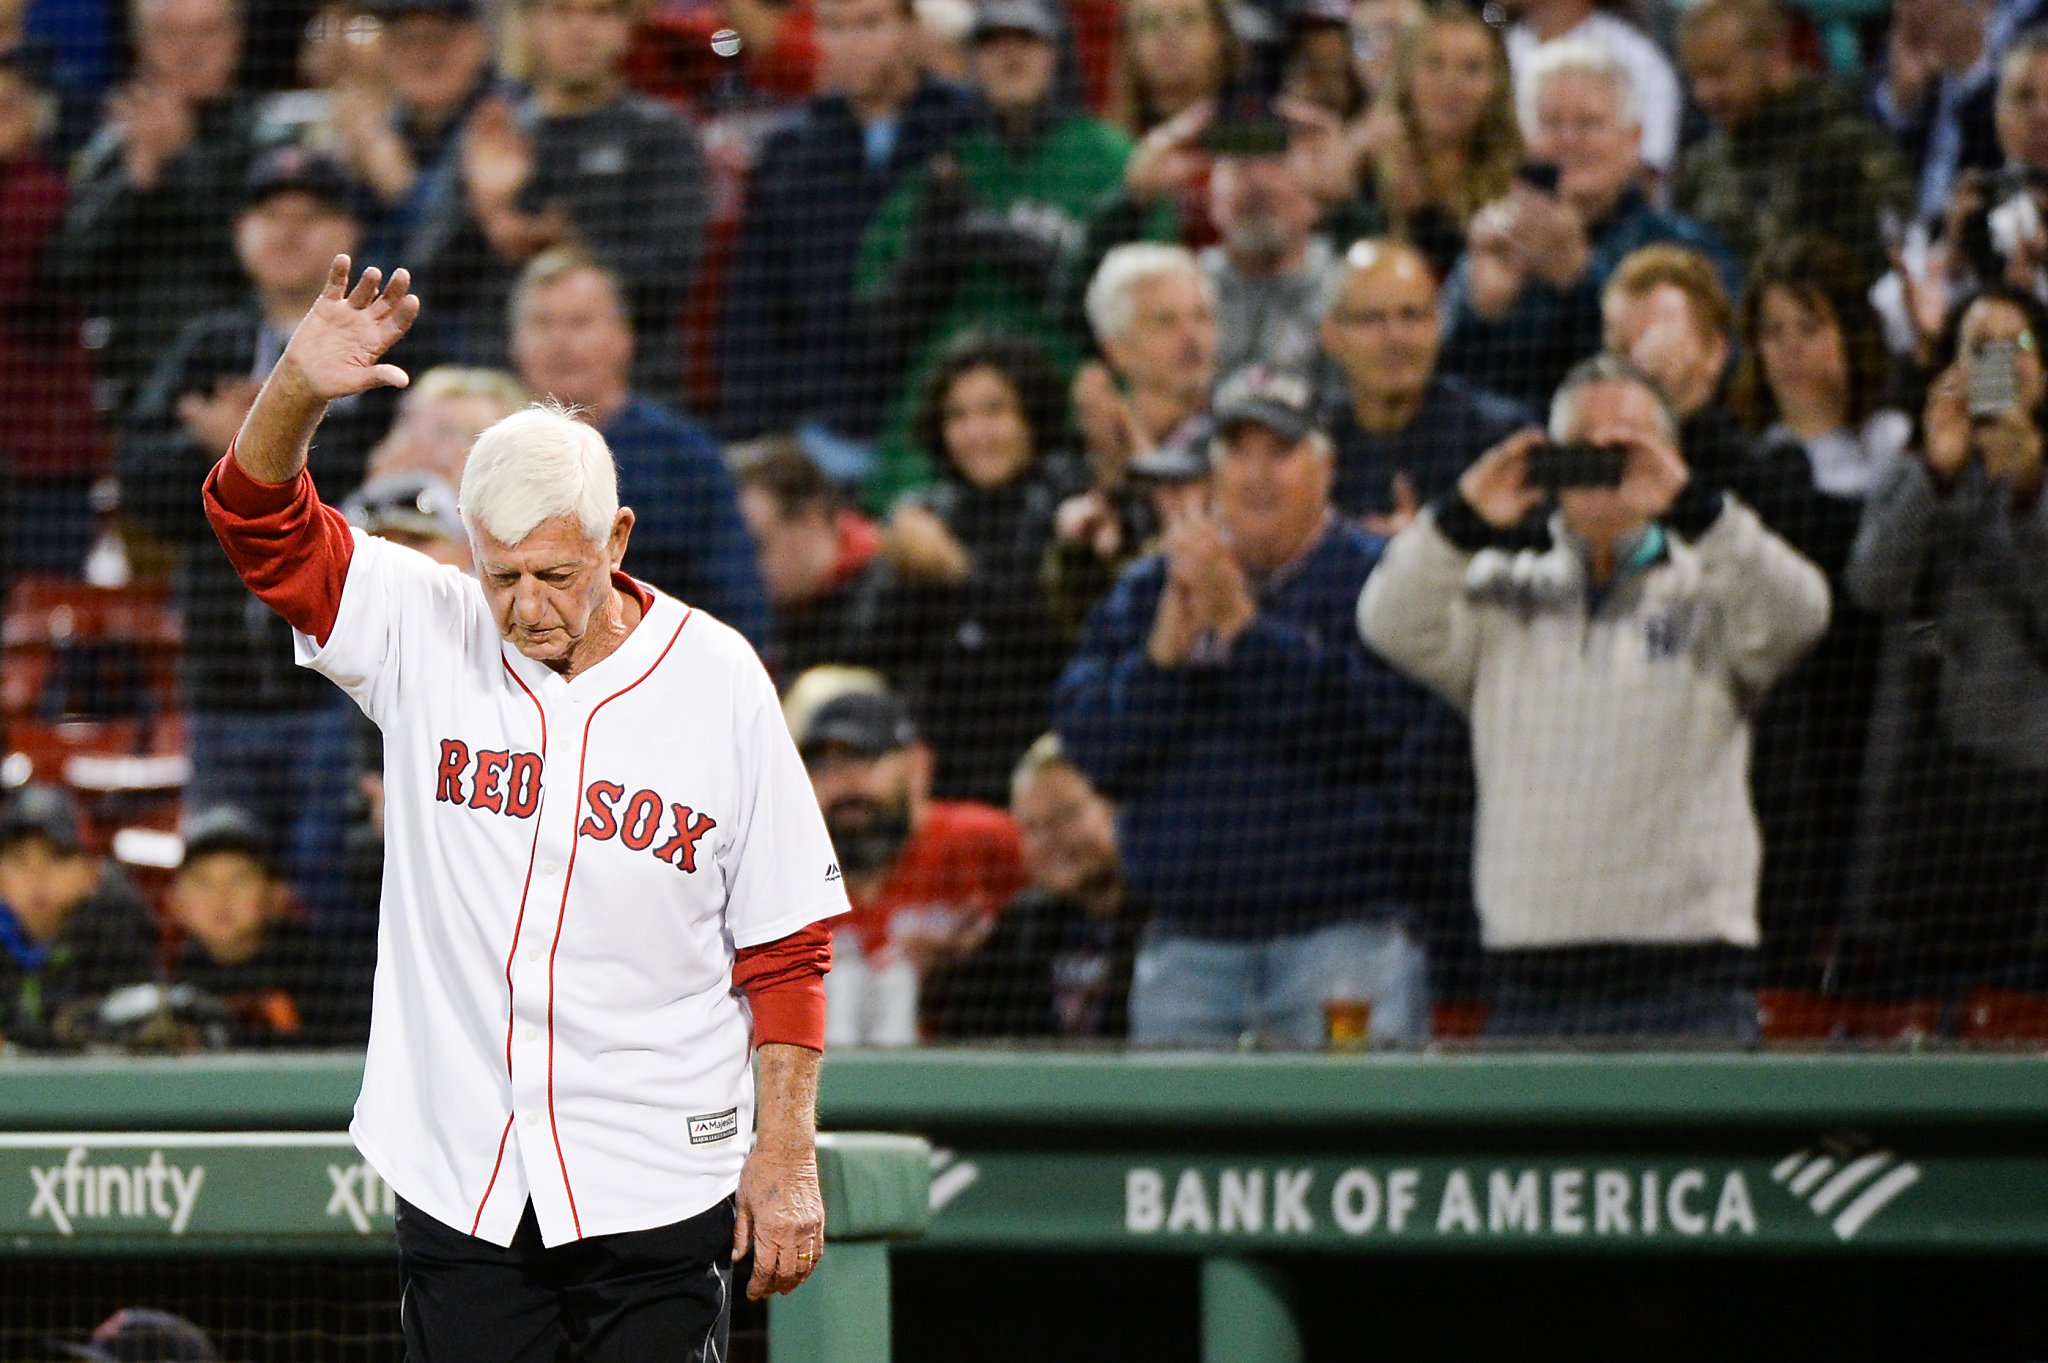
[545,607,692,1240]
[471,658,549,1236]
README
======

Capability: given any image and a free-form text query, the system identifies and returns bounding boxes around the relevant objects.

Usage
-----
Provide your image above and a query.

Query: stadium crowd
[2,0,2046,1052]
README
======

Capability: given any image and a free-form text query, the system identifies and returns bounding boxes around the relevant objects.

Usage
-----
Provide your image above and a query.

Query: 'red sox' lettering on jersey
[435,739,544,817]
[577,781,719,872]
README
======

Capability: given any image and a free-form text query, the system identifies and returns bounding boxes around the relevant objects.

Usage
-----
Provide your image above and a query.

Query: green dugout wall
[0,1050,2044,1358]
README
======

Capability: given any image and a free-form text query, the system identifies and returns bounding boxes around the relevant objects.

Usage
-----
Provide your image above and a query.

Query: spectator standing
[1360,357,1829,1040]
[789,671,1028,1045]
[1045,243,1219,636]
[1200,129,1342,377]
[720,0,976,448]
[1875,0,2002,226]
[1500,0,1680,180]
[166,804,371,1047]
[1599,244,1759,497]
[329,0,501,370]
[0,784,158,1049]
[1319,238,1529,531]
[1338,3,1519,282]
[1727,236,1910,986]
[855,0,1139,505]
[0,47,106,573]
[1845,285,2048,997]
[868,330,1072,805]
[50,0,260,418]
[461,0,709,401]
[118,147,393,929]
[1676,0,1911,287]
[735,438,887,681]
[928,733,1141,1039]
[1054,366,1433,1048]
[509,250,771,646]
[1440,41,1736,409]
[1878,29,2048,361]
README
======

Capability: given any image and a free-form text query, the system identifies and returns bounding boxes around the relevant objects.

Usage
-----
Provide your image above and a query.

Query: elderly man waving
[202,257,848,1362]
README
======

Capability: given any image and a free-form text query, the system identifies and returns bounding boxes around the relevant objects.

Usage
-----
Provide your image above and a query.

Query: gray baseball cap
[1211,365,1319,445]
[1129,417,1216,483]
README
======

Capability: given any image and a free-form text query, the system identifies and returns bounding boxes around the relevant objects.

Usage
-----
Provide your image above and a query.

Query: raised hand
[177,378,263,452]
[1361,471,1421,539]
[463,95,535,210]
[1616,430,1691,523]
[1458,429,1546,528]
[1126,101,1213,205]
[1921,365,1973,481]
[279,256,419,402]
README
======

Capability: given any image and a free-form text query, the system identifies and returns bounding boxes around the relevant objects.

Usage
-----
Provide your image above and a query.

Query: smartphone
[1528,441,1628,492]
[1969,339,2021,422]
[1514,160,1562,195]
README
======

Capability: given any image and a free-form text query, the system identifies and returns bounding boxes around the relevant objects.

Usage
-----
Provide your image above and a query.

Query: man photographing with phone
[1359,354,1829,1041]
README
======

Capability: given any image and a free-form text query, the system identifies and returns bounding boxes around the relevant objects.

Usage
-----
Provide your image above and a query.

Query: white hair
[1084,243,1210,343]
[1547,353,1677,443]
[459,402,620,547]
[1518,38,1639,133]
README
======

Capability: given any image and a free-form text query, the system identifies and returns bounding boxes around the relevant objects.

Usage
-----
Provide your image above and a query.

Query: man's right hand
[279,256,419,403]
[1458,429,1546,529]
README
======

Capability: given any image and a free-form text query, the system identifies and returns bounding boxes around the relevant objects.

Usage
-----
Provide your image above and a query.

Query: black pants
[395,1195,735,1363]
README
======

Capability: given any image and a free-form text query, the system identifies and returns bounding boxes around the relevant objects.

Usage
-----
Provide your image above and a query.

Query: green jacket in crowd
[856,110,1146,509]
[1676,75,1910,283]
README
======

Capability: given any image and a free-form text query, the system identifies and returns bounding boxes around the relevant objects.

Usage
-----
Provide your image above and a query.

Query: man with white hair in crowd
[200,255,847,1358]
[1048,243,1221,631]
[1438,40,1736,408]
[1359,355,1829,1040]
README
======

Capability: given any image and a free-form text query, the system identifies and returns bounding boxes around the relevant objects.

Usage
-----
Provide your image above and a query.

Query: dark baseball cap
[1,783,84,855]
[970,0,1059,42]
[60,1309,220,1363]
[1212,365,1319,444]
[343,472,465,545]
[358,0,478,21]
[179,804,271,870]
[796,690,919,760]
[241,144,363,217]
[1129,416,1216,482]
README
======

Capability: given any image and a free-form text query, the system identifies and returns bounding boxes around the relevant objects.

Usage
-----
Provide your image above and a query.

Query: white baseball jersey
[299,531,849,1247]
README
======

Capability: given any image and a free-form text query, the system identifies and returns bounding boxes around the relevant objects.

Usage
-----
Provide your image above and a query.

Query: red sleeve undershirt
[733,920,833,1051]
[205,447,832,1049]
[202,446,355,645]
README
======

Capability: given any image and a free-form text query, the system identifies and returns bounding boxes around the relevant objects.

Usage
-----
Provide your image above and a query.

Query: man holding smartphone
[1359,355,1829,1041]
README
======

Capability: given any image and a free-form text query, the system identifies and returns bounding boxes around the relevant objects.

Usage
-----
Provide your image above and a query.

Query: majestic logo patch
[688,1108,740,1146]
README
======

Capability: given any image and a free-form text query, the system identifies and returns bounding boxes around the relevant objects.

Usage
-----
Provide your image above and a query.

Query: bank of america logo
[1772,1140,1921,1241]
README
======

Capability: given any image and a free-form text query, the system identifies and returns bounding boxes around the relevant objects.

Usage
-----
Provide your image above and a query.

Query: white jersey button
[542,862,559,876]
[525,1028,539,1042]
[524,1112,539,1126]
[526,946,541,962]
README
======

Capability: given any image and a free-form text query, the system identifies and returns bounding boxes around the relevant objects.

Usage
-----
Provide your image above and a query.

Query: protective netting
[1,0,2045,1058]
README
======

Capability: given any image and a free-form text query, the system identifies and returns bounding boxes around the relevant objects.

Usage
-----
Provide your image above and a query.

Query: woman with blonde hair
[1341,3,1520,279]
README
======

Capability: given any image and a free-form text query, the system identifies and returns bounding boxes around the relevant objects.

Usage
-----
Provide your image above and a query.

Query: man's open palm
[283,256,420,403]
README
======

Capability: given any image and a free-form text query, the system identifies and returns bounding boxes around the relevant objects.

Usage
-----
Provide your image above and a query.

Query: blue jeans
[1485,983,1760,1044]
[1130,919,1429,1049]
[185,700,361,931]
